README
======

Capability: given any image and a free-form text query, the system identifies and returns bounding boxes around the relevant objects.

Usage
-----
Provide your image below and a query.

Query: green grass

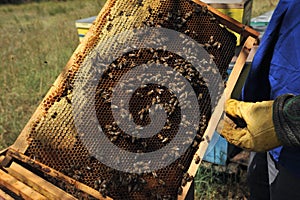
[0,0,105,149]
[195,162,249,199]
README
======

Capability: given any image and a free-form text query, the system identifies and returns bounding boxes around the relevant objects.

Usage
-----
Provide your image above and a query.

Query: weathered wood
[6,148,110,200]
[0,156,77,200]
[0,188,14,200]
[0,155,13,168]
[0,169,47,200]
[0,148,8,156]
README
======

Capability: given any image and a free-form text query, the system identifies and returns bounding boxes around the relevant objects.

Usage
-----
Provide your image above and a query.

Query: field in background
[0,0,105,149]
[0,0,278,198]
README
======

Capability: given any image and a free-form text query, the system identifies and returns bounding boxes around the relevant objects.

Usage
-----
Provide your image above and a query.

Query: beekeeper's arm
[220,94,300,152]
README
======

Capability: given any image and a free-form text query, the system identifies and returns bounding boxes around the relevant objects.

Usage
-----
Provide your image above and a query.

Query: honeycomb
[13,0,237,199]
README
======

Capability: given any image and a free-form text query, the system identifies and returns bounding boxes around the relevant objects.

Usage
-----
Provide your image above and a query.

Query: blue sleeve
[240,0,300,162]
[241,0,290,102]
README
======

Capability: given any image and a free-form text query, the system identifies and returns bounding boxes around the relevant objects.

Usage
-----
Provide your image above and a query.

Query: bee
[193,5,201,14]
[186,174,194,182]
[110,136,118,142]
[106,23,113,31]
[185,12,193,19]
[202,6,208,14]
[94,180,100,189]
[178,163,185,170]
[125,89,133,94]
[131,136,137,144]
[141,142,148,148]
[163,124,171,130]
[210,16,217,22]
[205,135,211,143]
[195,155,201,164]
[181,178,187,186]
[192,140,199,148]
[105,124,113,131]
[129,53,136,57]
[184,30,191,35]
[147,6,152,14]
[128,184,133,193]
[136,177,145,185]
[198,93,203,100]
[99,188,107,198]
[162,137,169,143]
[51,112,58,119]
[156,95,161,103]
[178,186,183,195]
[61,78,73,97]
[140,84,148,89]
[138,108,145,115]
[147,89,154,96]
[152,171,158,178]
[162,153,169,160]
[204,43,211,50]
[158,179,166,186]
[212,41,219,48]
[217,42,222,49]
[157,133,164,140]
[140,113,144,120]
[137,0,143,6]
[208,36,214,44]
[111,105,118,109]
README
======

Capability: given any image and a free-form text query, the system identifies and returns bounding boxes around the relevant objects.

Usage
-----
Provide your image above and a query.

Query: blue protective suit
[241,0,300,176]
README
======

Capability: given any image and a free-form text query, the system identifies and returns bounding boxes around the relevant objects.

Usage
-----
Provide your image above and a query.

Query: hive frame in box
[0,0,259,199]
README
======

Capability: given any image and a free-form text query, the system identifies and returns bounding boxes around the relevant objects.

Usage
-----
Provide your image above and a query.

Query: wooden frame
[0,149,111,200]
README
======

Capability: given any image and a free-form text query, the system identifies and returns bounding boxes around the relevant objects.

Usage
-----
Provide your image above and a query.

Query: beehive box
[203,0,253,45]
[75,16,97,42]
[250,10,273,39]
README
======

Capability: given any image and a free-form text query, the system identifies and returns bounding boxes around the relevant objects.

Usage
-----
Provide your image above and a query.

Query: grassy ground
[0,0,105,149]
[0,0,278,198]
[195,162,249,199]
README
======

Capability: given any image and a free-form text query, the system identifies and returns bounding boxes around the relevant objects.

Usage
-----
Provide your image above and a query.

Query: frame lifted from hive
[0,0,258,199]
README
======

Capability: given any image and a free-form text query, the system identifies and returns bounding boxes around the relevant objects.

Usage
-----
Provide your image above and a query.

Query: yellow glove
[220,99,281,152]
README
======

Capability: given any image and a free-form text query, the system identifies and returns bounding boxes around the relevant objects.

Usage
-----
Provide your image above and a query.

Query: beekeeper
[220,0,300,199]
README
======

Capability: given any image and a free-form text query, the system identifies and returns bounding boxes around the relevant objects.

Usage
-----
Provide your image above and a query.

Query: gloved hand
[220,99,282,152]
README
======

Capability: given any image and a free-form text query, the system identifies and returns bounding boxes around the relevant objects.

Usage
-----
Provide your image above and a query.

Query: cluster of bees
[94,46,209,153]
[90,51,211,198]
